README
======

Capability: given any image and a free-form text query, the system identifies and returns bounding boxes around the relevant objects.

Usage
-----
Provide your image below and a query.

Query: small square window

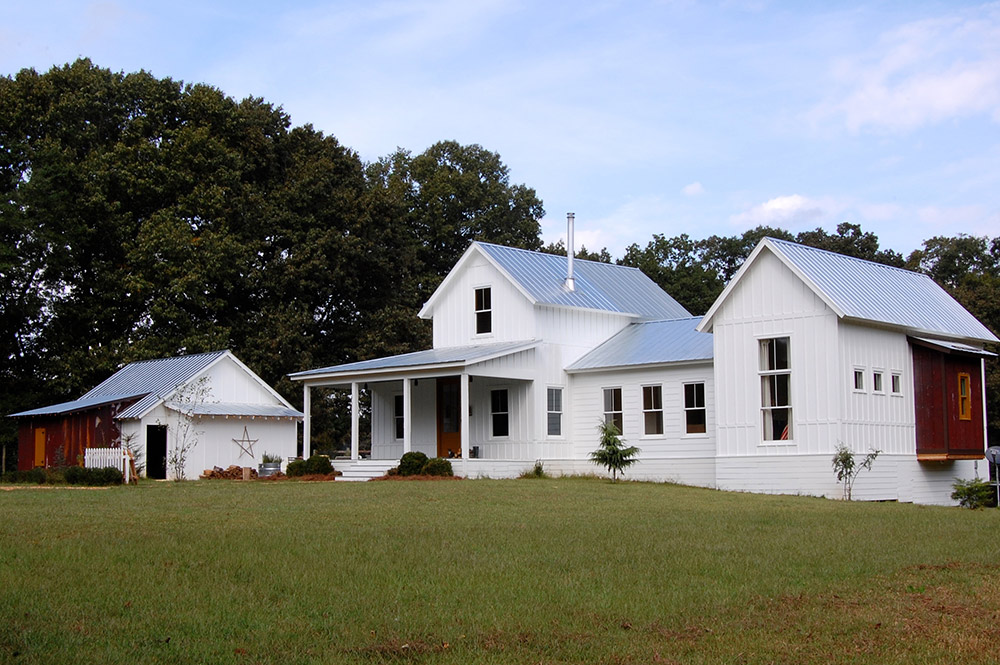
[891,373,902,395]
[873,371,884,393]
[853,370,865,392]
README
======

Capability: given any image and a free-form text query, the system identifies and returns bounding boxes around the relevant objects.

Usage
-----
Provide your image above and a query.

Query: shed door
[147,425,167,479]
[33,428,46,468]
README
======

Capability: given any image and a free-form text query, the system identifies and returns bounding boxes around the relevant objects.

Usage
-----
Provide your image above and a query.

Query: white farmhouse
[291,237,997,504]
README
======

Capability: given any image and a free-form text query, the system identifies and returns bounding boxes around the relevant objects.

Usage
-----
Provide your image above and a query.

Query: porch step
[334,460,396,482]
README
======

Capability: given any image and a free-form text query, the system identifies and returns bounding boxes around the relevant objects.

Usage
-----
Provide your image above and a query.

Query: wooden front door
[33,428,46,468]
[436,377,461,458]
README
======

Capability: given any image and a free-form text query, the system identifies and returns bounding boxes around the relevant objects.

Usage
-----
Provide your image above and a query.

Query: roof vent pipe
[566,212,576,292]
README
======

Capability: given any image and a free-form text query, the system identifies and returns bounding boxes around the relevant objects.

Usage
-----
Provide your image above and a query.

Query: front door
[436,377,461,458]
[147,425,167,480]
[33,428,46,468]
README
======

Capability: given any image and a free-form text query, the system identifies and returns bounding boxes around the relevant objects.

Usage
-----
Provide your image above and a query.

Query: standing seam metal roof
[567,317,714,371]
[768,238,998,343]
[475,242,691,320]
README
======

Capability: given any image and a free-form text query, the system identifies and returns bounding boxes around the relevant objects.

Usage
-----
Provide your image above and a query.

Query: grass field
[2,477,999,664]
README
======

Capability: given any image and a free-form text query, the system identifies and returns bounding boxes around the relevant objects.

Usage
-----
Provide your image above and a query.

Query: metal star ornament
[233,426,258,459]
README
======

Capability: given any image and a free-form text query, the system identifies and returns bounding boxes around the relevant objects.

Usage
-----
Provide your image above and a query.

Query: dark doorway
[147,425,167,479]
[436,377,461,458]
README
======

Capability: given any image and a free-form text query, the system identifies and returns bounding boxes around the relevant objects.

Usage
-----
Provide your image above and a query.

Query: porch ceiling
[288,340,539,387]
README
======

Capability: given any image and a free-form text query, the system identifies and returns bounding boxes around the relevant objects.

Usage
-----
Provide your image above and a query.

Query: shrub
[398,451,429,476]
[63,465,86,484]
[951,478,995,509]
[285,459,306,477]
[287,455,334,477]
[421,457,453,477]
[261,452,282,464]
[519,461,548,479]
[1,468,47,484]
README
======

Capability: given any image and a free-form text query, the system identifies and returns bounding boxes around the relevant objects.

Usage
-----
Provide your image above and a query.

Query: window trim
[602,387,623,435]
[490,388,510,438]
[759,336,793,443]
[958,372,972,421]
[852,368,866,393]
[474,286,492,336]
[641,384,664,437]
[683,381,707,436]
[546,387,563,438]
[872,369,885,395]
[890,372,903,396]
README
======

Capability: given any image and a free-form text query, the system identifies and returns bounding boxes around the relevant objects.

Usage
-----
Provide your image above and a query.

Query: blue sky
[3,1,998,257]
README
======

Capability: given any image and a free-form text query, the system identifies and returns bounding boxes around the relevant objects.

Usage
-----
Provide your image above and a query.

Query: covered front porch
[289,341,542,472]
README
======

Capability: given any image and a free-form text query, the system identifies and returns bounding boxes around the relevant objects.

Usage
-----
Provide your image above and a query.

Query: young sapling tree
[590,421,640,482]
[832,444,880,500]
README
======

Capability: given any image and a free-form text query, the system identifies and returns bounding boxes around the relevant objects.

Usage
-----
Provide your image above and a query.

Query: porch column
[351,382,360,461]
[402,378,412,454]
[303,383,311,459]
[460,372,470,461]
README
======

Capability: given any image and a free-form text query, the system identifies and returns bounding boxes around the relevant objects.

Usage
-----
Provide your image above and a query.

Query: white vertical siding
[712,249,840,458]
[431,254,536,348]
[199,356,279,405]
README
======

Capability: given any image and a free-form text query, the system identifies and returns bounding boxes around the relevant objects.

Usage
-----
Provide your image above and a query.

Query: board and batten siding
[430,253,535,348]
[838,322,915,455]
[568,363,716,487]
[200,355,279,405]
[711,248,840,459]
[369,380,438,460]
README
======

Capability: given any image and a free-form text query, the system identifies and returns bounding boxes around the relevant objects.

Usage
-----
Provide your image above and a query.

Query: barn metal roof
[9,351,230,419]
[567,317,714,372]
[421,242,690,321]
[289,340,538,381]
[766,238,998,343]
[170,402,303,419]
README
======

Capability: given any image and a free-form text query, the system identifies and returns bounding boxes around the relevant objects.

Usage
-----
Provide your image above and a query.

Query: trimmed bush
[286,455,334,477]
[63,465,86,484]
[398,451,429,476]
[1,468,47,484]
[421,457,453,477]
[1,466,122,486]
[952,478,996,509]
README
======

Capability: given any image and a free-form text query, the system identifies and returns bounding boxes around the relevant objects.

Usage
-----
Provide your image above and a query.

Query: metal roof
[567,317,714,372]
[169,402,304,419]
[10,351,230,419]
[289,340,538,380]
[766,238,998,343]
[910,336,998,357]
[465,243,690,320]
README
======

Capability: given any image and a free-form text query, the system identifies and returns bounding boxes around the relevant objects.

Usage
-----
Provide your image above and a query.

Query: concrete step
[334,460,396,482]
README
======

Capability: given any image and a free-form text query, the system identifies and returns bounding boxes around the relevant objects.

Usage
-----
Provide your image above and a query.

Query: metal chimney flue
[566,212,576,291]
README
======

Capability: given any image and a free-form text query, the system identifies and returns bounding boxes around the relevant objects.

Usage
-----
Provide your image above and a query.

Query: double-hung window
[475,287,492,334]
[603,387,623,434]
[393,394,404,440]
[684,383,706,434]
[642,385,663,435]
[547,388,562,436]
[491,389,509,437]
[760,337,792,441]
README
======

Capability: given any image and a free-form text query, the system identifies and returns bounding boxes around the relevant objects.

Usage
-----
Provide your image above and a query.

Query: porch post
[460,372,470,462]
[351,382,360,461]
[303,383,311,459]
[402,378,412,455]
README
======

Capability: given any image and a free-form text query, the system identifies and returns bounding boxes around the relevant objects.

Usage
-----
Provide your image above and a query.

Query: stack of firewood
[200,465,258,480]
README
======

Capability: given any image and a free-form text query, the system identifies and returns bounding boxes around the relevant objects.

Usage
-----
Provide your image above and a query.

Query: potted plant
[258,452,282,477]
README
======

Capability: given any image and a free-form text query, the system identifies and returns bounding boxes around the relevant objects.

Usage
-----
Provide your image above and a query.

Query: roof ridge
[473,241,640,270]
[124,349,229,366]
[633,316,703,325]
[766,237,926,279]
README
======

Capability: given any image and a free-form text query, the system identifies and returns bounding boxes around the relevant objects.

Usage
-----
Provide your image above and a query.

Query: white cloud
[812,6,1000,133]
[682,181,705,196]
[730,194,825,227]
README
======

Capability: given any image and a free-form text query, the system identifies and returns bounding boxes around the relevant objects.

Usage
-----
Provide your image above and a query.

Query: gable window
[853,369,865,392]
[603,387,623,434]
[891,373,902,395]
[393,394,404,440]
[642,385,663,435]
[491,389,509,437]
[547,388,562,436]
[873,371,884,394]
[684,382,706,434]
[958,373,972,420]
[475,287,492,334]
[760,337,792,441]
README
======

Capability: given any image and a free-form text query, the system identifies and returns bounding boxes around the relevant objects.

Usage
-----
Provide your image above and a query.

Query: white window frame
[641,385,664,437]
[546,387,563,437]
[603,387,623,434]
[474,286,492,336]
[891,372,903,396]
[490,388,509,438]
[872,369,885,395]
[759,336,792,442]
[853,368,865,393]
[683,382,707,436]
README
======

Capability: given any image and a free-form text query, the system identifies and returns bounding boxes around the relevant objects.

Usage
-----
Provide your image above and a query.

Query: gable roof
[10,350,301,420]
[698,238,999,344]
[419,242,691,321]
[567,317,713,372]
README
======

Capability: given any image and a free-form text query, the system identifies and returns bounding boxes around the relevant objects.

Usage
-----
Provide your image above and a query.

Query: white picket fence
[84,447,131,484]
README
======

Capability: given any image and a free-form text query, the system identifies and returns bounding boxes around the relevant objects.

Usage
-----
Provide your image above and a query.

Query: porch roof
[289,340,539,383]
[566,317,713,372]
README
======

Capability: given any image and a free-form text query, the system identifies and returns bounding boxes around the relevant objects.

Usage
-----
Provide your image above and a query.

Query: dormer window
[475,287,492,334]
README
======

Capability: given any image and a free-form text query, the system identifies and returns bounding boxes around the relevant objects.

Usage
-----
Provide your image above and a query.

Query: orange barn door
[34,428,46,467]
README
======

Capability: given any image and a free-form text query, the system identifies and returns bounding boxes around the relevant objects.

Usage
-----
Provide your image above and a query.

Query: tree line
[2,59,997,461]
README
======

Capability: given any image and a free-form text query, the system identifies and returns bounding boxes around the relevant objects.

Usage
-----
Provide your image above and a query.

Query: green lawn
[2,478,999,664]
